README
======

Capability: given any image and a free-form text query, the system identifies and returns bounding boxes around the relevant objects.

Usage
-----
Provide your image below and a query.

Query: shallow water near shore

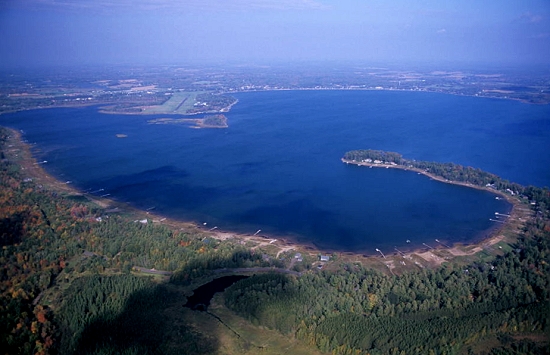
[2,90,549,253]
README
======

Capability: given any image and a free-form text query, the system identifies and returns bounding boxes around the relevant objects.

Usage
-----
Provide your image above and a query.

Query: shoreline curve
[2,127,532,267]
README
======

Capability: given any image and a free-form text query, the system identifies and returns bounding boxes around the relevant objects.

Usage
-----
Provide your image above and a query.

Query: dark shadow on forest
[0,212,27,246]
[73,283,219,355]
[183,275,249,311]
[65,250,278,355]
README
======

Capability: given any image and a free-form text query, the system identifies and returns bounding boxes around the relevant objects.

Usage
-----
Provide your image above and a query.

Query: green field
[145,91,205,114]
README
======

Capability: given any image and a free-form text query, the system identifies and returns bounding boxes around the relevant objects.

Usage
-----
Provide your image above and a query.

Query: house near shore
[320,255,330,262]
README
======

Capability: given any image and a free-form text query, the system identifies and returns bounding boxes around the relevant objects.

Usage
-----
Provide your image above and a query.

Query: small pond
[184,275,249,311]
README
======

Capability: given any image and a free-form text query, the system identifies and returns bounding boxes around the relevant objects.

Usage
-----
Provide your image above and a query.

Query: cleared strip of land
[143,91,205,114]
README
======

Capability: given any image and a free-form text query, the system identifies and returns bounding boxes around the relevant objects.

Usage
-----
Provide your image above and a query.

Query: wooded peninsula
[342,149,529,196]
[1,132,548,355]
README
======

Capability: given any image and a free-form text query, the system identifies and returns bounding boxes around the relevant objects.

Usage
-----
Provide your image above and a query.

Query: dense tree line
[343,150,405,165]
[1,129,78,354]
[225,227,549,354]
[56,274,152,353]
[56,273,220,355]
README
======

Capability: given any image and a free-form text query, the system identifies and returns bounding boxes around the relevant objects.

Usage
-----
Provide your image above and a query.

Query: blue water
[2,90,549,253]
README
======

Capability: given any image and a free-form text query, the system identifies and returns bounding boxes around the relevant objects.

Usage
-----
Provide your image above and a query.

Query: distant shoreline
[225,87,547,105]
[0,85,545,120]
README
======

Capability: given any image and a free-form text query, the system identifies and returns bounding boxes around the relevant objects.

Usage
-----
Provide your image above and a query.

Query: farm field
[144,91,206,114]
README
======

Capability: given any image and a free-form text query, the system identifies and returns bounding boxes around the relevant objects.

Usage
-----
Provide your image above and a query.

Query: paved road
[212,267,301,276]
[133,266,173,275]
[133,266,302,276]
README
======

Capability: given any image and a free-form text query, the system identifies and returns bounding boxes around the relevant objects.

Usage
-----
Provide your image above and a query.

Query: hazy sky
[0,0,549,68]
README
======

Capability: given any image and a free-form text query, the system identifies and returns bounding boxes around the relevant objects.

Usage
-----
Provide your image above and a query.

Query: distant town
[0,63,548,116]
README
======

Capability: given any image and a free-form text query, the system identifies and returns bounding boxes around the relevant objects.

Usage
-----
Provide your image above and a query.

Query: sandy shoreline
[337,159,530,262]
[4,127,312,252]
[2,127,531,271]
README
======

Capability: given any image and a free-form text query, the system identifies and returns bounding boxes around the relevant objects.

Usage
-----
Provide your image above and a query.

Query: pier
[394,247,405,256]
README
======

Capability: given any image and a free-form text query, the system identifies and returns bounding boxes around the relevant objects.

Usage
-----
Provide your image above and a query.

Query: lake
[2,90,549,253]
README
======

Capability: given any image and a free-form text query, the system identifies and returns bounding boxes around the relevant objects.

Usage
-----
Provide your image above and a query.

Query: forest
[224,232,549,354]
[1,129,549,354]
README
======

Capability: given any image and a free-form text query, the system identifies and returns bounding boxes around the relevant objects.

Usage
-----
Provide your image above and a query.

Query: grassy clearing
[207,294,322,355]
[148,284,321,355]
[145,91,205,114]
[458,334,502,355]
